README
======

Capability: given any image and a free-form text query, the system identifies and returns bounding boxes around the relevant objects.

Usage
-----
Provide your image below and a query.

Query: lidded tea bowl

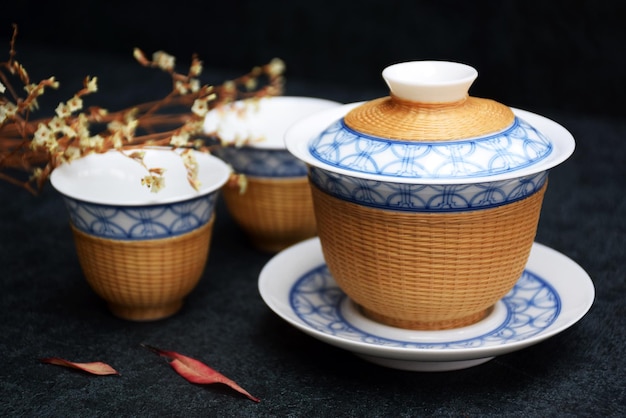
[285,60,575,330]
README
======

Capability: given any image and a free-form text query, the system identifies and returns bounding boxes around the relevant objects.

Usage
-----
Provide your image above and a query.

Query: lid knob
[382,61,478,103]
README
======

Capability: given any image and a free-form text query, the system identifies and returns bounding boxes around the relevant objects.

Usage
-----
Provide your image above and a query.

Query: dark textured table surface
[1,9,626,416]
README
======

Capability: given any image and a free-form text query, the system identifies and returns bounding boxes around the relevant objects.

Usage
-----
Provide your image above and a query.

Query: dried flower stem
[0,24,285,194]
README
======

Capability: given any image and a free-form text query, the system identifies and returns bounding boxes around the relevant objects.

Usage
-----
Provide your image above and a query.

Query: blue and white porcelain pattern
[309,116,552,180]
[204,96,341,178]
[50,148,231,240]
[62,193,218,240]
[258,237,595,372]
[291,265,559,350]
[309,166,548,212]
[213,147,308,178]
[286,105,576,186]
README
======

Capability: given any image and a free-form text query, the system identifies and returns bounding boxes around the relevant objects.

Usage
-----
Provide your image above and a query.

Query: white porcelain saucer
[258,237,594,372]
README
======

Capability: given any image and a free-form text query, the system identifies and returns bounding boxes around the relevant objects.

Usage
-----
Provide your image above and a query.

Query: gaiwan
[285,60,575,330]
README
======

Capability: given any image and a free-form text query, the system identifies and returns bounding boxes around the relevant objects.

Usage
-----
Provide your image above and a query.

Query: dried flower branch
[0,24,285,195]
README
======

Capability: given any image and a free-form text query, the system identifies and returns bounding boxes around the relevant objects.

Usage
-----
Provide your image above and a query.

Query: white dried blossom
[108,117,138,142]
[109,131,124,149]
[0,101,17,123]
[267,58,286,77]
[79,134,104,150]
[46,77,60,89]
[66,95,83,113]
[190,60,202,77]
[245,78,257,90]
[55,102,72,118]
[191,97,209,117]
[189,78,200,93]
[62,146,82,162]
[31,123,57,151]
[183,119,204,135]
[141,175,166,193]
[170,132,190,147]
[74,113,91,139]
[181,149,201,190]
[152,51,175,71]
[175,80,188,95]
[133,48,149,65]
[47,116,67,134]
[86,76,98,93]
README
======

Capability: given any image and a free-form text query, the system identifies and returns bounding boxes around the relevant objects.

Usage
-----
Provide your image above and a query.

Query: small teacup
[204,96,341,253]
[50,148,230,320]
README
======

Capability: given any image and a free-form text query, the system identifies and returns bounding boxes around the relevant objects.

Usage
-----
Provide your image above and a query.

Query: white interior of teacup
[203,96,340,149]
[50,148,230,205]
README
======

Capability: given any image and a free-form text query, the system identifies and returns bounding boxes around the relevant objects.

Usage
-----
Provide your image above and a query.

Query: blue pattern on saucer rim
[258,237,595,371]
[309,116,553,180]
[290,264,560,349]
[62,193,219,240]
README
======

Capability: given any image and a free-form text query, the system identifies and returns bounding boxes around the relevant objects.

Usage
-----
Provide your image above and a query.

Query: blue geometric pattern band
[309,167,548,212]
[62,192,218,240]
[290,264,560,349]
[214,147,308,177]
[309,117,552,179]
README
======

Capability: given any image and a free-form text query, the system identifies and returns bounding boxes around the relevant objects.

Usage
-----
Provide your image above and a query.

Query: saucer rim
[258,237,595,364]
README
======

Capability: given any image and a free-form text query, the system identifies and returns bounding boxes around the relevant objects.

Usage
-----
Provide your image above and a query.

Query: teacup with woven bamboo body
[286,61,575,330]
[50,148,230,321]
[205,96,341,253]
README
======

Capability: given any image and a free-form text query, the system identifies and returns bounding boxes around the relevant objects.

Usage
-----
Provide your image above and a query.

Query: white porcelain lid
[285,61,575,184]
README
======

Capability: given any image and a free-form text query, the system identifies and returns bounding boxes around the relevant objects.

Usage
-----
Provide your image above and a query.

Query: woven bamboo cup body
[285,61,575,330]
[310,174,547,329]
[70,217,214,320]
[205,96,341,253]
[50,149,231,321]
[221,176,316,253]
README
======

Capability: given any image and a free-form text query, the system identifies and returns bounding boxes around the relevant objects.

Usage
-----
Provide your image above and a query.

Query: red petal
[142,345,260,402]
[40,357,119,376]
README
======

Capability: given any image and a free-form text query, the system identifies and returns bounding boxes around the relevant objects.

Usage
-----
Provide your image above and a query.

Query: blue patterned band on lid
[309,116,552,180]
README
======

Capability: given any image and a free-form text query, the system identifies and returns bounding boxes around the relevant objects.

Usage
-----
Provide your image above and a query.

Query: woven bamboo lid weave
[344,61,514,141]
[344,95,514,141]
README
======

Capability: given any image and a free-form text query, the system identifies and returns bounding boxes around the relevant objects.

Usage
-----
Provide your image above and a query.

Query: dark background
[1,1,625,417]
[2,1,625,118]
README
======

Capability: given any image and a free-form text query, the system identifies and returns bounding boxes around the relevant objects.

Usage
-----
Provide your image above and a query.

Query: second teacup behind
[204,96,341,252]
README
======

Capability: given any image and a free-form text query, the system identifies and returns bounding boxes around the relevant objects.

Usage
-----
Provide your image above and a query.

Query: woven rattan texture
[344,96,515,140]
[311,182,547,330]
[71,217,214,321]
[222,176,317,253]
